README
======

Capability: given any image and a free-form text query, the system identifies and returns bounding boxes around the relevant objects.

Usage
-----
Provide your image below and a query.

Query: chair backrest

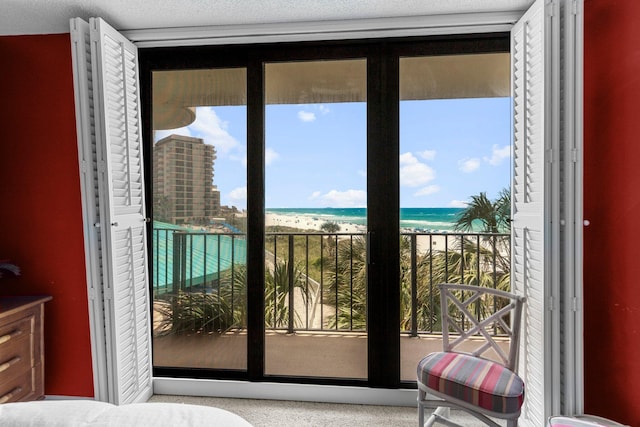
[438,283,526,371]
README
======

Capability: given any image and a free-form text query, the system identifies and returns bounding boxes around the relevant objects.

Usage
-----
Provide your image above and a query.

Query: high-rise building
[153,134,220,224]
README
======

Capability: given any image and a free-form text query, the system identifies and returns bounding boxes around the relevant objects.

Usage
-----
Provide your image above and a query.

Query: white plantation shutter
[70,18,110,402]
[90,17,152,405]
[560,0,584,415]
[72,17,152,404]
[511,0,561,425]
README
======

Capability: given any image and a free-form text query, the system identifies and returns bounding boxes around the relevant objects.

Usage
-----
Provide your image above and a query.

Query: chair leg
[418,390,427,426]
[436,406,450,419]
[426,407,458,427]
[506,419,518,427]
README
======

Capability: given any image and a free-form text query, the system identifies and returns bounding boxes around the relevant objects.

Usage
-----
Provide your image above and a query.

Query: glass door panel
[398,53,511,381]
[151,68,248,371]
[264,59,368,378]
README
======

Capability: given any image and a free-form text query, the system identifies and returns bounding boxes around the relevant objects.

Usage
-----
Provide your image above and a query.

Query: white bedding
[0,400,252,426]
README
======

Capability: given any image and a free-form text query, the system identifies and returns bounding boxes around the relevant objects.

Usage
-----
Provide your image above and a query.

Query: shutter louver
[90,17,152,405]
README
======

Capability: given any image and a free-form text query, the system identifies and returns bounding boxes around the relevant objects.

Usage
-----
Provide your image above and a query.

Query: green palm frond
[454,189,511,233]
[265,260,309,328]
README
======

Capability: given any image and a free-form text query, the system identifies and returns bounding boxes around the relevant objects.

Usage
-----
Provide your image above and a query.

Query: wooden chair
[417,283,526,427]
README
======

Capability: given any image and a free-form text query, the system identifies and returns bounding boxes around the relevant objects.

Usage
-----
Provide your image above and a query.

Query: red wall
[584,0,640,425]
[0,35,94,397]
[0,0,639,417]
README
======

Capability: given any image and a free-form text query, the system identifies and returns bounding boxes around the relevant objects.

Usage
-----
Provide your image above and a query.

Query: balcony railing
[152,227,510,337]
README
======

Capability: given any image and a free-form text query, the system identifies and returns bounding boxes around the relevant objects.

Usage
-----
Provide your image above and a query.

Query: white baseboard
[44,395,94,400]
[153,377,417,407]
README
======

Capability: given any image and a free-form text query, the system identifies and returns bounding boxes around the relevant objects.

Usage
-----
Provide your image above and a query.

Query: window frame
[139,34,511,389]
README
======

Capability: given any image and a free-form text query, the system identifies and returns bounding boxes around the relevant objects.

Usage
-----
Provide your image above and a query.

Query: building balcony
[152,226,511,382]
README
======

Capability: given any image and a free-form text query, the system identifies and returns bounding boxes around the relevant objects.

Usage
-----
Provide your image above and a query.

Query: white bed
[0,400,252,426]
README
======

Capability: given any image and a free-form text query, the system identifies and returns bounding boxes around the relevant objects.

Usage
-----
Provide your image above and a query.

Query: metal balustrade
[152,228,510,337]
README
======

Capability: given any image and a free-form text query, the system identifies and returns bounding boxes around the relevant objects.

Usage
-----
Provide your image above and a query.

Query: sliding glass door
[397,53,511,381]
[142,35,510,387]
[150,68,249,372]
[263,59,368,379]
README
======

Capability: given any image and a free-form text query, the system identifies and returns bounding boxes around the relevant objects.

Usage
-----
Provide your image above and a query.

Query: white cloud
[228,186,247,204]
[234,154,248,167]
[265,147,280,166]
[314,189,366,207]
[309,191,322,200]
[298,111,316,122]
[236,147,279,167]
[193,107,240,154]
[318,105,330,115]
[484,144,512,165]
[154,127,192,141]
[418,150,436,161]
[154,107,240,156]
[449,200,469,208]
[400,152,436,187]
[414,185,440,196]
[458,158,481,173]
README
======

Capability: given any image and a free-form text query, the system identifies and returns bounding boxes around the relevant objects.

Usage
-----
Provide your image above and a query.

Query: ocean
[266,207,465,231]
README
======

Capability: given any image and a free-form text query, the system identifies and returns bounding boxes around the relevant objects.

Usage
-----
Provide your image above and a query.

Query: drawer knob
[0,329,23,345]
[0,386,22,404]
[0,356,21,373]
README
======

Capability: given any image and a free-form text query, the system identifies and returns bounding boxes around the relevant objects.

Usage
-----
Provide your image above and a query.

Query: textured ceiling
[1,0,534,36]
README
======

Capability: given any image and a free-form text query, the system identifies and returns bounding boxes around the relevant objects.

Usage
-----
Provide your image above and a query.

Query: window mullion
[366,46,401,387]
[246,55,266,380]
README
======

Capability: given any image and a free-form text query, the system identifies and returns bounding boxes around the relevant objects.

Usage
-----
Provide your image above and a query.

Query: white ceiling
[1,0,534,36]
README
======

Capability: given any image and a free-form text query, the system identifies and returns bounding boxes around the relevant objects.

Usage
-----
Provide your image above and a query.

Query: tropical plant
[320,221,341,233]
[424,237,511,326]
[321,189,513,333]
[155,291,238,336]
[325,235,367,330]
[325,224,511,333]
[494,188,511,233]
[155,268,247,336]
[399,236,445,332]
[452,188,511,297]
[454,189,511,233]
[157,257,311,335]
[264,260,309,329]
[158,191,513,336]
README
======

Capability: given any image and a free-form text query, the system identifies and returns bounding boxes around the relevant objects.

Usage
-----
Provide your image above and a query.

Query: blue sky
[154,97,511,210]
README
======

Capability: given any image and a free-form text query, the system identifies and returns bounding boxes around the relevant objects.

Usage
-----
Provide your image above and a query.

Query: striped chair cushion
[417,352,524,414]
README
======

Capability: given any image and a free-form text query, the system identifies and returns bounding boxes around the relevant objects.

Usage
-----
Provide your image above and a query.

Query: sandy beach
[265,212,463,253]
[266,212,367,234]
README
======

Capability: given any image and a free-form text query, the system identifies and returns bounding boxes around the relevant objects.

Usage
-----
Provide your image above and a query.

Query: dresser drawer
[0,325,33,385]
[0,369,36,404]
[0,313,34,343]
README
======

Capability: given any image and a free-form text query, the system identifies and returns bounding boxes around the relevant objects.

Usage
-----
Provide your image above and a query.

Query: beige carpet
[149,394,490,426]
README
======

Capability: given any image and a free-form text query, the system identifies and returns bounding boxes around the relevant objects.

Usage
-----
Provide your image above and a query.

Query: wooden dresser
[0,296,52,403]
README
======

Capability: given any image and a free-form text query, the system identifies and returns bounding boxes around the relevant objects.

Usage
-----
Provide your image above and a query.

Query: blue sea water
[266,207,464,231]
